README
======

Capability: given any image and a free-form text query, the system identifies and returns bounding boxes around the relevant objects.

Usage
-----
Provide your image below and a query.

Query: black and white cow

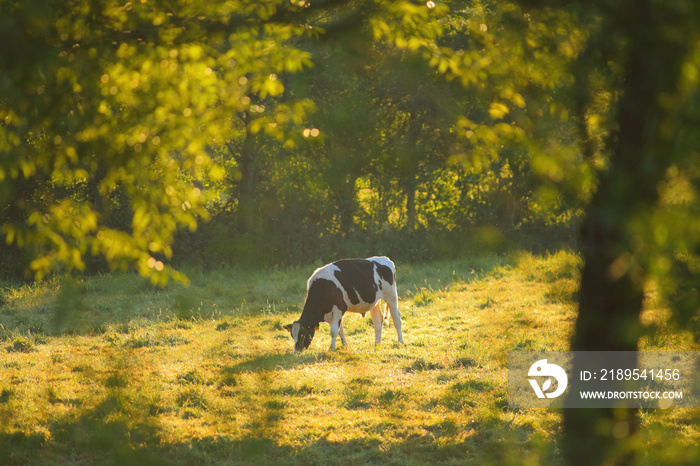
[284,256,404,353]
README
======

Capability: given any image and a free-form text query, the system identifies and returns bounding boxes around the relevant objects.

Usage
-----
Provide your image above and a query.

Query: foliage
[0,0,315,284]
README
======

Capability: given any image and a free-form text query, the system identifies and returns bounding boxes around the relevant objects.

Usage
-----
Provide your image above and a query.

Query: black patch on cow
[298,278,347,326]
[333,259,379,305]
[373,261,394,286]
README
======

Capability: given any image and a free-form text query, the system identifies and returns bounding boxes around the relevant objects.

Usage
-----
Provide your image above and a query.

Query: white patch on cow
[368,256,394,273]
[308,263,341,286]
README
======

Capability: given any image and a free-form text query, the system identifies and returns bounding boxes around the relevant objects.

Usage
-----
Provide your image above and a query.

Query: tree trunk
[403,112,421,231]
[226,127,256,232]
[238,129,256,231]
[405,178,416,230]
[336,174,357,234]
[564,3,689,464]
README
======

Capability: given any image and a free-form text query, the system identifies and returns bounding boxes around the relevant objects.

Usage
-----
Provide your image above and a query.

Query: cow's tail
[383,302,390,321]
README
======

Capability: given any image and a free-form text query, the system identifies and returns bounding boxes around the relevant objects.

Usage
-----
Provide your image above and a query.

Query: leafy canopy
[0,0,316,284]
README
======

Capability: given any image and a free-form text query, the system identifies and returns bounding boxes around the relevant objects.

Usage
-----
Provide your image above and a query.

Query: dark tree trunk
[405,178,416,230]
[564,2,690,464]
[336,174,357,234]
[402,112,422,231]
[238,129,256,231]
[226,126,257,232]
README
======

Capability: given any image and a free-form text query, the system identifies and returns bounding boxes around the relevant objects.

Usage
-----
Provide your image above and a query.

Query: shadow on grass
[0,343,567,466]
[6,350,695,466]
[0,417,293,466]
[0,404,566,466]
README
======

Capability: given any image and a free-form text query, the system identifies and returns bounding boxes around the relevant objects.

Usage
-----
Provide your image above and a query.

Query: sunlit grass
[0,251,698,465]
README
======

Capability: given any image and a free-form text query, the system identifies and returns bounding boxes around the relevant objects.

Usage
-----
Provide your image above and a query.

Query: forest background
[1,0,592,280]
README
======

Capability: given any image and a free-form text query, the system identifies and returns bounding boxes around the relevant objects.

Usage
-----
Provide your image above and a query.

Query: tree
[559,1,700,464]
[415,0,700,463]
[0,0,315,284]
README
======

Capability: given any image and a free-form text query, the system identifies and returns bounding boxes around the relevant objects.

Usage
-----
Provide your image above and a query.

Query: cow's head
[284,321,318,353]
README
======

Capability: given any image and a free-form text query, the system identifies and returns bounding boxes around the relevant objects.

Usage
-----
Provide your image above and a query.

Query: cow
[284,256,404,353]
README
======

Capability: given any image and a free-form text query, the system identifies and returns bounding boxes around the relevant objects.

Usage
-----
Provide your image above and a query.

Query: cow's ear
[283,324,293,333]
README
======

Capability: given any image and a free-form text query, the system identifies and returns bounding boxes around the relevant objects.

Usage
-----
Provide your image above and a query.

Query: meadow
[0,251,698,465]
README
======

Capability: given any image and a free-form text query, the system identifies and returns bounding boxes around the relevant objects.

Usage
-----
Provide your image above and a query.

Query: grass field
[1,251,698,465]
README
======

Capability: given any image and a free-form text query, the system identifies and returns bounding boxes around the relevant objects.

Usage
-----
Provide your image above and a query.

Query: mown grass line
[0,251,697,465]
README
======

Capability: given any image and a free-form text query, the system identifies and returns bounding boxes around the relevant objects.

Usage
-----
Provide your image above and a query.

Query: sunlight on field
[0,251,698,465]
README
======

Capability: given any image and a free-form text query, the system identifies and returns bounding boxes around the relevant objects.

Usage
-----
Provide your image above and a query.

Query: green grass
[0,251,698,465]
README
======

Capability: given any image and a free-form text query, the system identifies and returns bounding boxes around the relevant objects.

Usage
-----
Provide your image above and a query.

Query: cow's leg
[329,307,343,351]
[338,320,348,346]
[369,302,383,346]
[385,291,404,344]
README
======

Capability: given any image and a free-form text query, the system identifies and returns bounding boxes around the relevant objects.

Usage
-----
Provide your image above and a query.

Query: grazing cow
[284,256,404,353]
